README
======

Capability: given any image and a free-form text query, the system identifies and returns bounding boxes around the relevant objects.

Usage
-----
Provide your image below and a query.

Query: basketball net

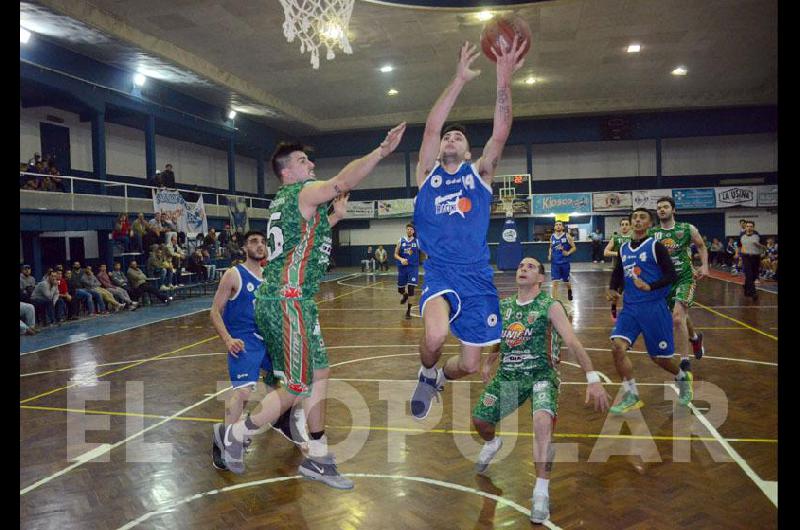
[499,188,516,218]
[278,0,355,69]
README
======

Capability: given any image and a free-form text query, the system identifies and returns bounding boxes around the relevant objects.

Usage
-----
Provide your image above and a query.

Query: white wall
[105,122,146,178]
[235,155,257,194]
[19,105,93,171]
[662,133,777,176]
[313,152,407,190]
[724,209,777,236]
[156,135,229,190]
[532,140,657,180]
[339,218,411,246]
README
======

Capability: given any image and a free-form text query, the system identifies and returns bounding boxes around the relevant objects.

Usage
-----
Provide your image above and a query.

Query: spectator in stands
[30,270,61,326]
[110,261,131,292]
[202,247,217,280]
[54,270,75,321]
[203,228,220,257]
[761,238,778,280]
[375,245,389,271]
[82,266,123,312]
[146,212,165,249]
[127,260,172,305]
[20,301,37,335]
[97,263,137,310]
[20,264,36,303]
[132,213,148,253]
[26,152,41,171]
[71,261,106,313]
[162,164,176,188]
[40,267,54,282]
[166,235,186,276]
[113,213,132,252]
[159,245,179,287]
[709,238,724,266]
[64,269,95,316]
[48,163,63,191]
[187,248,208,282]
[219,223,232,247]
[147,245,168,290]
[225,232,244,260]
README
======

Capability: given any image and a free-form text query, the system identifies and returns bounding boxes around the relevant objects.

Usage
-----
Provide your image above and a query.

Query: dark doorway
[69,237,85,265]
[40,237,67,270]
[39,122,71,175]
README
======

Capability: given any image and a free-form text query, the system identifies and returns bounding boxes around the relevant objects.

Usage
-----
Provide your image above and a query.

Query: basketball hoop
[499,188,516,218]
[278,0,355,69]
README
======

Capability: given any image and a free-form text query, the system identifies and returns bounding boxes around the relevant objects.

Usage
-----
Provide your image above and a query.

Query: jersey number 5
[267,211,284,261]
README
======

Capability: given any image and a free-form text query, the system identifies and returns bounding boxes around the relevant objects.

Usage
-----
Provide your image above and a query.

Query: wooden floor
[20,268,778,529]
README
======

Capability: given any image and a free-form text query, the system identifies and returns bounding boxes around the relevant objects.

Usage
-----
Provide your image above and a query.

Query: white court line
[668,384,778,507]
[115,474,557,530]
[581,347,777,367]
[331,377,669,387]
[707,273,778,295]
[19,386,229,496]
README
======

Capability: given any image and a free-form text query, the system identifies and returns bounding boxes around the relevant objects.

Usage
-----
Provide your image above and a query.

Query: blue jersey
[413,162,493,266]
[222,264,263,340]
[397,236,420,266]
[619,238,669,305]
[551,233,571,264]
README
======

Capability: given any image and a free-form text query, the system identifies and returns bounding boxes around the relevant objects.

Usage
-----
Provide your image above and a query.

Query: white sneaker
[475,437,503,474]
[530,493,550,524]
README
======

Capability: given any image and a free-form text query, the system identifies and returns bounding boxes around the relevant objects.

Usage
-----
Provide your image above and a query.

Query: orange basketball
[480,14,531,63]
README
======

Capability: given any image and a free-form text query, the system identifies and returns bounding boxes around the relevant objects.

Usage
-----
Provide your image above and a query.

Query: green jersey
[611,233,632,253]
[498,292,564,373]
[649,221,694,278]
[259,181,332,300]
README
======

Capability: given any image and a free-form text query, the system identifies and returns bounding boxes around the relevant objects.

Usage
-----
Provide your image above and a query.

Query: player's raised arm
[416,42,481,185]
[300,123,406,215]
[477,35,526,184]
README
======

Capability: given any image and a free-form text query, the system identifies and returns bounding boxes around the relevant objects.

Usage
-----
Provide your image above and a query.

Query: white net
[278,0,355,69]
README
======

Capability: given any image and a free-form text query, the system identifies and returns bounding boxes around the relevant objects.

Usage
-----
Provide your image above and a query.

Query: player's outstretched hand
[400,258,409,266]
[226,337,245,358]
[494,34,527,82]
[456,41,481,83]
[379,122,407,158]
[332,192,350,219]
[585,382,610,412]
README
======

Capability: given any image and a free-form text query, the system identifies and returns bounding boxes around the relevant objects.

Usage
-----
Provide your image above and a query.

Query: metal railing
[19,172,271,212]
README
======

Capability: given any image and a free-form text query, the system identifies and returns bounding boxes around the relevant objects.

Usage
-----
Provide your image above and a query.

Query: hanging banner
[715,186,757,208]
[632,189,672,210]
[185,195,208,236]
[152,189,207,236]
[377,199,415,217]
[672,188,716,209]
[227,195,250,234]
[592,191,632,211]
[345,200,375,219]
[757,185,778,207]
[532,193,592,214]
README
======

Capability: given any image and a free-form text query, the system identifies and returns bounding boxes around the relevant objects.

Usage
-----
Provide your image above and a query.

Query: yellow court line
[19,406,776,444]
[19,335,218,405]
[319,326,747,331]
[694,302,778,341]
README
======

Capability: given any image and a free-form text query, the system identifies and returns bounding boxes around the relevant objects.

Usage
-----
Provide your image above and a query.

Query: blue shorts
[228,333,272,389]
[419,260,501,346]
[610,301,674,357]
[397,265,419,287]
[551,261,570,282]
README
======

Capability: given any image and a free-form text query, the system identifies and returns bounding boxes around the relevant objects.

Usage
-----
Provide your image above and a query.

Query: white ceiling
[21,0,777,135]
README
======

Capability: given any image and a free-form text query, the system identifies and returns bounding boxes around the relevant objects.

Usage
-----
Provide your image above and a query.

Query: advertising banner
[532,193,592,214]
[592,191,632,211]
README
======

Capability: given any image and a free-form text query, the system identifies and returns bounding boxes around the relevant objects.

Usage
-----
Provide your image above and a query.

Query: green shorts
[255,298,329,397]
[472,368,561,424]
[667,274,696,311]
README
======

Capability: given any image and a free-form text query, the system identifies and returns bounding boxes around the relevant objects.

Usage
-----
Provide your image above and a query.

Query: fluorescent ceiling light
[228,110,237,119]
[476,11,493,21]
[524,76,536,85]
[627,43,641,53]
[380,65,393,73]
[20,27,31,44]
[133,73,146,86]
[671,66,688,76]
[387,88,399,96]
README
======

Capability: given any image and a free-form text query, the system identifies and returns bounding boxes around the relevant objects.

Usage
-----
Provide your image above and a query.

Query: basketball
[480,14,532,63]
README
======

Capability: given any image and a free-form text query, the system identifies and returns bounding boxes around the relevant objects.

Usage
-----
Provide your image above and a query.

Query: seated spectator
[127,260,172,305]
[132,213,148,253]
[30,270,61,326]
[40,267,53,282]
[71,261,108,314]
[361,246,376,272]
[147,245,172,290]
[64,269,95,317]
[166,235,186,278]
[161,211,178,243]
[219,223,232,247]
[110,261,131,291]
[113,213,133,252]
[97,263,137,310]
[82,266,124,312]
[202,248,217,281]
[145,212,165,250]
[20,264,36,303]
[225,232,244,260]
[187,249,209,282]
[159,245,179,287]
[20,301,37,335]
[375,245,389,271]
[54,270,76,321]
[203,228,220,258]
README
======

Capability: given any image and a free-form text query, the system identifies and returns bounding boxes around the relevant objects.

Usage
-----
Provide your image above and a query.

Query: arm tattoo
[497,88,511,122]
[334,184,343,194]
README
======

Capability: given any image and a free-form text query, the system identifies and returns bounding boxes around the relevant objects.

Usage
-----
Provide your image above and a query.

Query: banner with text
[757,185,778,207]
[532,193,592,214]
[491,197,532,216]
[592,191,632,211]
[377,198,415,217]
[672,188,716,209]
[632,189,672,210]
[346,200,376,219]
[715,186,757,208]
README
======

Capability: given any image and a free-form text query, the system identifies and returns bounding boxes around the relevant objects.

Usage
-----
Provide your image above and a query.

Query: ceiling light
[524,76,536,85]
[626,43,641,53]
[671,66,688,76]
[20,27,31,44]
[387,88,399,96]
[133,73,146,86]
[228,110,237,120]
[380,65,394,73]
[476,11,494,21]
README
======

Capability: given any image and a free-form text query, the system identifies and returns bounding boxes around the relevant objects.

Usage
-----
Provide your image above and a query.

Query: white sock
[485,436,501,448]
[421,365,437,379]
[534,478,550,497]
[308,435,328,458]
[677,369,686,380]
[623,378,638,396]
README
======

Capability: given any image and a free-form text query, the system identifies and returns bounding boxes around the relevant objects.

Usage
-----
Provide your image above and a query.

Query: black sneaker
[212,438,227,470]
[567,289,573,301]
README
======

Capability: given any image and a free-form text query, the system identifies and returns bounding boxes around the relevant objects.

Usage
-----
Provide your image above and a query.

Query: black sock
[275,408,292,430]
[244,413,259,432]
[309,430,325,440]
[679,359,691,372]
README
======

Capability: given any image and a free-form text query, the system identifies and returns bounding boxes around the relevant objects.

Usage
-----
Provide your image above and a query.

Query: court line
[20,386,229,496]
[693,302,778,341]
[581,347,777,367]
[19,336,218,405]
[707,271,778,295]
[321,281,384,302]
[115,474,553,530]
[667,384,778,507]
[19,403,777,445]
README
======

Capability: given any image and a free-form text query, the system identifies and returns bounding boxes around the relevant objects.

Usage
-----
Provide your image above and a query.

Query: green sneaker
[677,371,694,406]
[609,392,644,415]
